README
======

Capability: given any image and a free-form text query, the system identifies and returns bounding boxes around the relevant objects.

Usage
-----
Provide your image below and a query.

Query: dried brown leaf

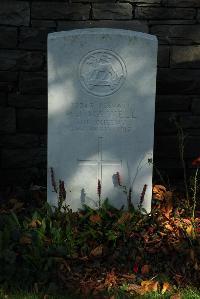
[127,284,146,295]
[162,282,171,294]
[19,235,32,245]
[141,280,159,293]
[141,264,150,275]
[90,245,103,257]
[117,212,132,224]
[28,219,41,228]
[170,293,181,299]
[153,185,166,201]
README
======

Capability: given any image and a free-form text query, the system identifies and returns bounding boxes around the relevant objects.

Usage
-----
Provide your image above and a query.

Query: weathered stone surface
[198,10,200,20]
[191,98,200,114]
[8,94,47,109]
[17,109,47,133]
[93,4,133,20]
[158,46,169,67]
[1,148,46,169]
[171,46,200,68]
[0,134,39,148]
[0,71,18,82]
[180,115,200,129]
[0,92,6,106]
[0,27,18,49]
[156,95,191,111]
[19,72,47,94]
[57,20,148,33]
[163,0,200,7]
[154,111,180,133]
[155,134,200,161]
[0,50,44,71]
[149,19,196,25]
[153,158,182,170]
[135,7,195,19]
[0,72,18,92]
[131,0,161,2]
[32,2,90,20]
[157,69,200,94]
[19,27,54,50]
[154,136,179,158]
[0,2,30,26]
[0,107,16,133]
[31,20,56,27]
[151,25,200,44]
[48,28,157,211]
[73,0,115,2]
[39,135,47,148]
[0,168,44,187]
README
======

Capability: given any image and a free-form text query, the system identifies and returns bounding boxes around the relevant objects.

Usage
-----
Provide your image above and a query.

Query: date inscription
[66,102,136,132]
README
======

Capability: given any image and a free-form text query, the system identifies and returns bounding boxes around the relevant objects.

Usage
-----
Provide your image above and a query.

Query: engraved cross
[77,137,122,182]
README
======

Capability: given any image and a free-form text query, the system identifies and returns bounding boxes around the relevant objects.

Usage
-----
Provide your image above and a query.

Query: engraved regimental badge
[79,49,127,97]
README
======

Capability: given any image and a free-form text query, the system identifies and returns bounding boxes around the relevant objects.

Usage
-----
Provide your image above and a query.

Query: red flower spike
[133,263,139,273]
[50,167,57,193]
[116,172,121,186]
[97,179,101,199]
[192,157,200,167]
[59,180,66,200]
[139,184,147,207]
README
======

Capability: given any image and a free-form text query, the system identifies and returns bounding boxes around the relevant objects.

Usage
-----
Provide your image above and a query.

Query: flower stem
[192,168,199,219]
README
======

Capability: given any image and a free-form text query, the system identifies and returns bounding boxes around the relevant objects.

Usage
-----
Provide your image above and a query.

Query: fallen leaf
[121,273,136,280]
[162,282,171,294]
[127,284,146,295]
[11,201,24,212]
[186,224,195,238]
[141,280,159,293]
[117,212,132,224]
[28,219,41,228]
[165,223,174,231]
[141,264,150,275]
[170,293,181,299]
[19,235,32,245]
[90,245,103,257]
[105,271,117,287]
[153,185,166,201]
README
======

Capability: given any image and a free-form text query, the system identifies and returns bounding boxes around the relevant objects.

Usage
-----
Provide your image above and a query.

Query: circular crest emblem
[79,49,127,97]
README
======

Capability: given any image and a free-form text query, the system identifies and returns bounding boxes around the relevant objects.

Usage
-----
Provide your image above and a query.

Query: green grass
[0,288,200,299]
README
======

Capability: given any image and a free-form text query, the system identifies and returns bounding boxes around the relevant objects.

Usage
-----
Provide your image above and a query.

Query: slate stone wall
[0,0,200,188]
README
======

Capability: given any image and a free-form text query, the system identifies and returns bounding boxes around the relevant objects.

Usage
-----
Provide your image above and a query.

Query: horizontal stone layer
[93,3,133,20]
[151,25,200,44]
[135,7,196,19]
[0,27,18,49]
[32,3,90,20]
[17,109,47,134]
[163,0,200,7]
[157,69,200,94]
[0,2,30,26]
[0,134,39,149]
[1,148,46,168]
[57,20,148,33]
[19,72,47,94]
[0,108,16,134]
[0,50,44,71]
[8,94,47,109]
[171,45,200,68]
[156,95,192,111]
[19,27,54,50]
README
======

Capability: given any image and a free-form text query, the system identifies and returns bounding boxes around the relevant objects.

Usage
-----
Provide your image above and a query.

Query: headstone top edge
[48,28,158,43]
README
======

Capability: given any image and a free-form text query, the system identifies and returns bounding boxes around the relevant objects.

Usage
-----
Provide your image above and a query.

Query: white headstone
[47,28,158,212]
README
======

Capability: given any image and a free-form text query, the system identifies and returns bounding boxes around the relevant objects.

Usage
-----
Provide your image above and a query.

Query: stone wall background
[0,0,200,188]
